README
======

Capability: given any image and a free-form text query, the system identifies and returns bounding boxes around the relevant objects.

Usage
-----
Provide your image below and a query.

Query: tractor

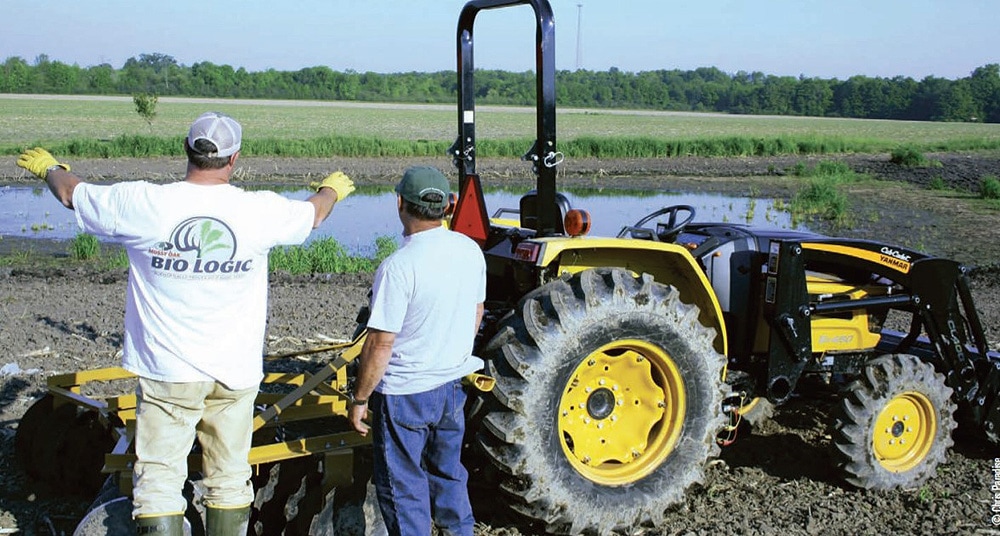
[445,0,1000,533]
[13,0,1000,534]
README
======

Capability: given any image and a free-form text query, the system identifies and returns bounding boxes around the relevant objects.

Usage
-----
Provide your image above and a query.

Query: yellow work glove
[310,171,355,201]
[16,147,71,179]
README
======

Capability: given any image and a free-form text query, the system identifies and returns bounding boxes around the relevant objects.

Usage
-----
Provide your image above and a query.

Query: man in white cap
[16,111,356,536]
[349,166,486,536]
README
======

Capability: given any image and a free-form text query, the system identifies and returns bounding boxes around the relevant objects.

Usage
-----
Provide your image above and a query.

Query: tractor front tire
[832,353,956,490]
[475,268,727,535]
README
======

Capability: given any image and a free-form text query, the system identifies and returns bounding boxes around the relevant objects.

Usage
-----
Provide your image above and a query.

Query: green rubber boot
[206,505,251,536]
[134,513,184,535]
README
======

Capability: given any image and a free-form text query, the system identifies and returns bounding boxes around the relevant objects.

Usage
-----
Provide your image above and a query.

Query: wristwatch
[47,164,64,174]
[348,392,368,407]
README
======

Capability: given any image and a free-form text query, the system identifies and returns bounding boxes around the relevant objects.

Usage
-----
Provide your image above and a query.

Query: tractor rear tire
[832,353,956,490]
[474,268,727,534]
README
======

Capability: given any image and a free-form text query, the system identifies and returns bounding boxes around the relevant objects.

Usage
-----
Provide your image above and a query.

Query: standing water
[0,184,804,257]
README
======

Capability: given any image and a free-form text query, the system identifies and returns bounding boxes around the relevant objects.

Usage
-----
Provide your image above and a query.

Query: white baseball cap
[187,112,242,157]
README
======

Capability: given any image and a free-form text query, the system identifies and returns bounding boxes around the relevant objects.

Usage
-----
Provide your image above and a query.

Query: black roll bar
[452,0,560,236]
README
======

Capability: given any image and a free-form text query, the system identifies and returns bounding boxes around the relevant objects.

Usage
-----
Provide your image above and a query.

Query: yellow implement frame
[41,331,371,497]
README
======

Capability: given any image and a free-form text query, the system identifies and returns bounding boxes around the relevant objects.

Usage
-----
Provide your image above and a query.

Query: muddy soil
[1,153,1000,535]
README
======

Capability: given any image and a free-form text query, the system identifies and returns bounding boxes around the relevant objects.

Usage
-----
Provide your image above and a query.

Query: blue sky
[3,1,997,80]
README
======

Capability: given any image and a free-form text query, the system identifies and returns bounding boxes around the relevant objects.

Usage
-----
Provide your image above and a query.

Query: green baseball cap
[395,166,450,209]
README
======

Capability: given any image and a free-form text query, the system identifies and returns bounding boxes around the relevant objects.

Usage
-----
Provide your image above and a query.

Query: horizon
[6,53,995,83]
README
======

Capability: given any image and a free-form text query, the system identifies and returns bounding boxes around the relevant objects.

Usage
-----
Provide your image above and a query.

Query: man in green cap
[348,166,486,536]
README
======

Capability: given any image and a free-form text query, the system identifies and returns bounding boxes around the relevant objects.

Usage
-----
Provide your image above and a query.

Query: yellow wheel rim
[557,339,685,485]
[872,391,937,473]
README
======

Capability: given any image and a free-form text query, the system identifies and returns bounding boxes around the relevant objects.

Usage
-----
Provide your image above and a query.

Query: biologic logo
[148,217,253,276]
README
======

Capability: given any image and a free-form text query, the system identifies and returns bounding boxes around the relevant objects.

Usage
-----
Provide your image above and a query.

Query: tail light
[514,242,541,262]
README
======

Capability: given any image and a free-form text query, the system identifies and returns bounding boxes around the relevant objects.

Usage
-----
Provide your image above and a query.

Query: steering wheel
[616,204,695,242]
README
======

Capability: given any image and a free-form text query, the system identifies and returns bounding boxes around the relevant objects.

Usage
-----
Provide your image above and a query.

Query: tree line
[3,53,999,123]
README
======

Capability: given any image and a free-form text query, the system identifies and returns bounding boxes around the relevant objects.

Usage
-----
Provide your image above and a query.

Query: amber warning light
[564,209,591,237]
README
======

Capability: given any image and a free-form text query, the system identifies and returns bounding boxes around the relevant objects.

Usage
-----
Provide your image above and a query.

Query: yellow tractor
[14,0,1000,534]
[446,1,998,533]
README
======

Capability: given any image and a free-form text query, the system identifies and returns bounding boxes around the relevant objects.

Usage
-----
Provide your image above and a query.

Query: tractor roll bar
[452,0,560,237]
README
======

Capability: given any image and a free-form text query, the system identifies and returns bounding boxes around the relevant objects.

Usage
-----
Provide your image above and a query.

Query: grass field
[3,94,1000,156]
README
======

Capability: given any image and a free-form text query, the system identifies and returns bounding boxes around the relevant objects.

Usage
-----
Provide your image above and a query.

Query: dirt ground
[2,153,1000,535]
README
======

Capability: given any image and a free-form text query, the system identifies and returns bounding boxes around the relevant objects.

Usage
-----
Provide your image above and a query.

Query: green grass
[268,236,397,274]
[890,145,930,166]
[981,175,1000,200]
[102,248,130,270]
[0,248,30,266]
[5,95,999,272]
[788,160,863,227]
[889,145,942,167]
[70,233,101,260]
[3,95,999,158]
[2,232,395,275]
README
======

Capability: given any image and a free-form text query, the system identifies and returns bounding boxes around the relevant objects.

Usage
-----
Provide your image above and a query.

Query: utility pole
[575,3,583,71]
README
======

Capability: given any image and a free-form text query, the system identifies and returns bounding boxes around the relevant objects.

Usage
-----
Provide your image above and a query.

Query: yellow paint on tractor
[807,276,884,353]
[532,236,728,356]
[749,272,886,356]
[558,339,685,485]
[802,242,912,274]
[873,391,937,473]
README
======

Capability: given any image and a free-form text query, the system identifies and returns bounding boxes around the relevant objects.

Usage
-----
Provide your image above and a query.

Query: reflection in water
[0,184,805,256]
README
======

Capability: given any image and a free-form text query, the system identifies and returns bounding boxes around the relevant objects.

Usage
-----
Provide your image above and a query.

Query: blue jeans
[370,380,474,536]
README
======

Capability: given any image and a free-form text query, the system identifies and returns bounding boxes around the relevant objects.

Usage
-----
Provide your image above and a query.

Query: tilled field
[1,154,1000,535]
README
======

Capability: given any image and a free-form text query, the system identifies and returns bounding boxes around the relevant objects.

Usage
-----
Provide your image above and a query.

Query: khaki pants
[131,377,257,517]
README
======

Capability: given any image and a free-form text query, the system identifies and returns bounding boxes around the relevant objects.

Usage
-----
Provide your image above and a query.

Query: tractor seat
[519,190,570,234]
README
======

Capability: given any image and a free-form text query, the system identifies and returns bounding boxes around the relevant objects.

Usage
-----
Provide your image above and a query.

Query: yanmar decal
[148,217,253,278]
[873,246,913,272]
[802,243,912,273]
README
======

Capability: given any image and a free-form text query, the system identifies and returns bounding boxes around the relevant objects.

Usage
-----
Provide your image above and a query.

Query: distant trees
[1,53,998,123]
[0,56,33,93]
[969,64,1000,122]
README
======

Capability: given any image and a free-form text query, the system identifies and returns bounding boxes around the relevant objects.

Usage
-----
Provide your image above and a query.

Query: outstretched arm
[307,171,356,228]
[44,167,82,209]
[16,147,81,210]
[307,188,337,227]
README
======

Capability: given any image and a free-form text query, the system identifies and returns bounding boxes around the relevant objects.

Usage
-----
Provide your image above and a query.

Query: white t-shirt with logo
[366,225,486,395]
[73,181,315,389]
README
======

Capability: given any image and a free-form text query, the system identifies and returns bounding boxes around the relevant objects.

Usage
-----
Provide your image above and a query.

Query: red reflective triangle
[451,174,489,246]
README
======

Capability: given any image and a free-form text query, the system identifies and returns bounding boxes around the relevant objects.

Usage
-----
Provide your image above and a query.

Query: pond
[0,184,806,256]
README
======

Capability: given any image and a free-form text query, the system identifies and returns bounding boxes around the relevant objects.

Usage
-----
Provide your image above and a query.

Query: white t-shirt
[73,181,315,389]
[366,226,486,395]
